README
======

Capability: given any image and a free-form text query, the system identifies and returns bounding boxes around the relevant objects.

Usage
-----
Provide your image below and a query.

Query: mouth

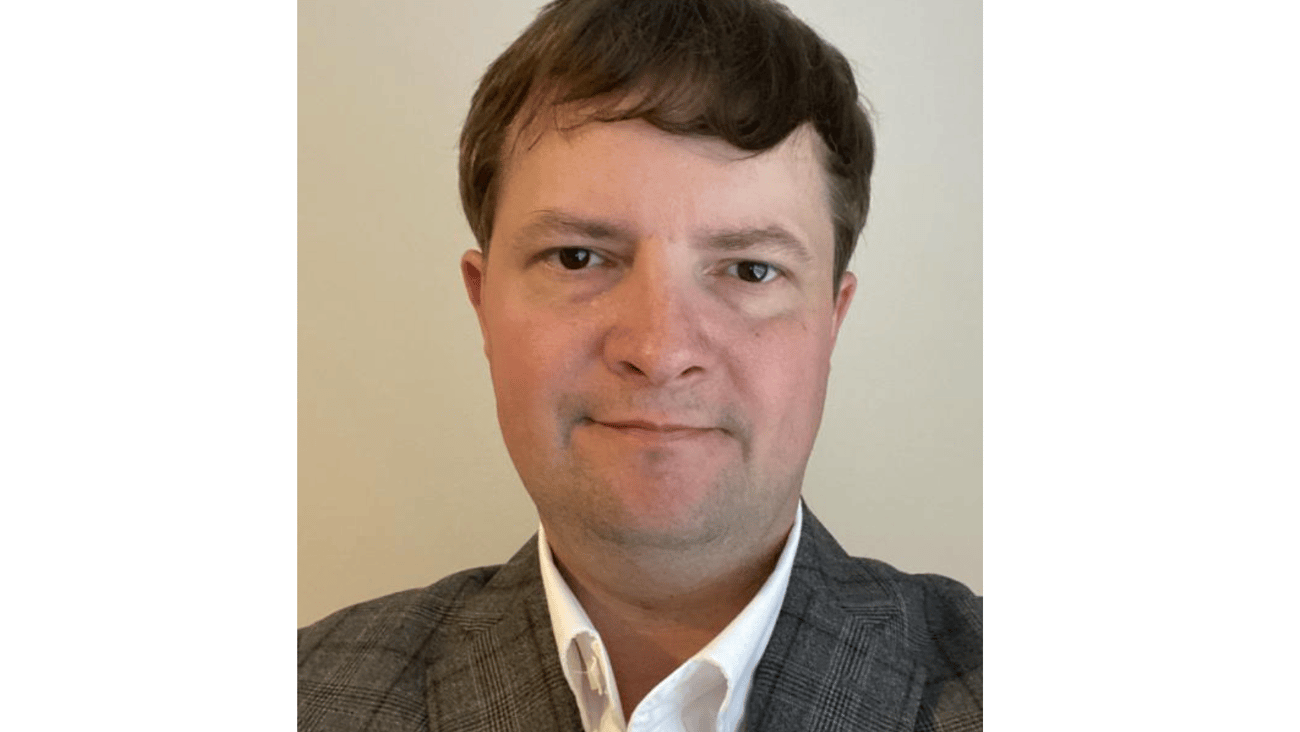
[597,419,704,431]
[584,418,721,440]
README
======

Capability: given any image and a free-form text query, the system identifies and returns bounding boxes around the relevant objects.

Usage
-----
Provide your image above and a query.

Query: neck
[546,514,795,720]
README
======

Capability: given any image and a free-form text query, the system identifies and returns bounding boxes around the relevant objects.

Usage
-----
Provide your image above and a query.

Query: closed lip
[589,419,715,433]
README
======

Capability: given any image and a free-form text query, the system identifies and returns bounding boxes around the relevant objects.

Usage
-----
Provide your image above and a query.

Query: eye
[547,247,606,270]
[729,261,780,283]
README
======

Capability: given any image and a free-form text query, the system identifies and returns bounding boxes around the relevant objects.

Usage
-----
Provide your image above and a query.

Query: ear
[828,270,857,350]
[461,248,491,358]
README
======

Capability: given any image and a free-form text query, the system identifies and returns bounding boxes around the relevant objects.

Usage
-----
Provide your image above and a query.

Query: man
[299,0,981,730]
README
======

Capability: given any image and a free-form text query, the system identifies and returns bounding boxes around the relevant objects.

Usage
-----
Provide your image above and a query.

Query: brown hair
[459,0,875,286]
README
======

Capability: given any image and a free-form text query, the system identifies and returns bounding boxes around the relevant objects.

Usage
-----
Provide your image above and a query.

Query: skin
[462,117,855,718]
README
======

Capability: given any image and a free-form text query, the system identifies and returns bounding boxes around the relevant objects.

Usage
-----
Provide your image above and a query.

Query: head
[458,0,875,561]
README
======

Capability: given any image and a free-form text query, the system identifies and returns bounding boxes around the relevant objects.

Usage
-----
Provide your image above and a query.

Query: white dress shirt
[537,504,803,732]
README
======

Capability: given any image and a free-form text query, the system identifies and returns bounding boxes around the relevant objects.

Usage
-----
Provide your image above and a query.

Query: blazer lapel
[424,536,583,732]
[745,509,926,732]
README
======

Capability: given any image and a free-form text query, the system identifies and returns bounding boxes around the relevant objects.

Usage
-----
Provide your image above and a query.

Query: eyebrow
[507,210,637,251]
[701,224,814,265]
[509,209,814,264]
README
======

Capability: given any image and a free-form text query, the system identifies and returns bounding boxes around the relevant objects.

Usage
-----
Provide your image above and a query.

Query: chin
[579,469,747,549]
[588,513,727,551]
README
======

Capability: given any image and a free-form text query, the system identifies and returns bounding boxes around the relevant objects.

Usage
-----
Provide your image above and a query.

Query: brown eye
[557,248,593,269]
[734,261,776,283]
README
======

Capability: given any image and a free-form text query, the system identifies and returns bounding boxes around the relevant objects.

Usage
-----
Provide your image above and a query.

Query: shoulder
[298,563,505,665]
[856,559,981,672]
[795,510,982,730]
[797,508,981,658]
[848,561,982,731]
[298,546,540,731]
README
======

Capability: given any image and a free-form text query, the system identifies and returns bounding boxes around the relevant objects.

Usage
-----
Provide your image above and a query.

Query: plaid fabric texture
[299,508,982,731]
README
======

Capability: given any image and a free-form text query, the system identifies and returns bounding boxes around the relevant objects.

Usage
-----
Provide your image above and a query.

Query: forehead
[492,117,836,264]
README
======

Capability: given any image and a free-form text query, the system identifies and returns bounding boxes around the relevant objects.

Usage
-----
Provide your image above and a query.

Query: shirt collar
[538,503,803,731]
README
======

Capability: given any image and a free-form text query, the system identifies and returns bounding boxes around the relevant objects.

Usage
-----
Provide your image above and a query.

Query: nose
[602,255,709,386]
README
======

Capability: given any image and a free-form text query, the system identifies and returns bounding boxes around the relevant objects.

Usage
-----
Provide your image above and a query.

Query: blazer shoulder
[300,564,508,651]
[835,555,981,674]
[878,566,982,731]
[298,562,520,732]
[754,510,982,731]
[800,510,981,667]
[890,569,982,652]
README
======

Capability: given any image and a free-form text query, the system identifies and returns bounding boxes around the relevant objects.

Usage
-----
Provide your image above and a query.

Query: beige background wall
[299,0,981,627]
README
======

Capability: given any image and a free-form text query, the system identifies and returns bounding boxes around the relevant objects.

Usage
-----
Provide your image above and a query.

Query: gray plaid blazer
[299,508,982,731]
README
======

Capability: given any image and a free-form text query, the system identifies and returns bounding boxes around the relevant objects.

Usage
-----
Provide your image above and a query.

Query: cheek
[484,300,582,413]
[738,317,835,434]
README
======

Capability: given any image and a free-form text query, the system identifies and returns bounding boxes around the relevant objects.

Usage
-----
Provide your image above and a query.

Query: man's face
[462,118,855,554]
